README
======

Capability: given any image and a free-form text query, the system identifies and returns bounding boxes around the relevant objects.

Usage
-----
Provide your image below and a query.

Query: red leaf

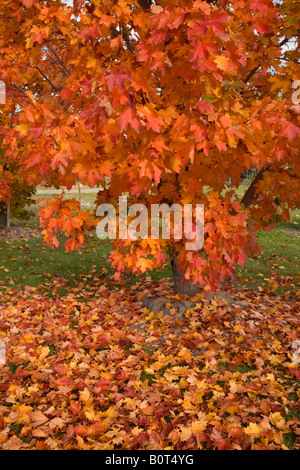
[105,70,130,91]
[118,107,142,133]
[281,121,300,140]
[21,0,36,7]
[30,125,43,139]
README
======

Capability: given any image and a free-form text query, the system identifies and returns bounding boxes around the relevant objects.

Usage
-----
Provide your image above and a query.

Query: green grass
[0,234,112,296]
[0,231,172,296]
[234,210,299,294]
[0,196,299,297]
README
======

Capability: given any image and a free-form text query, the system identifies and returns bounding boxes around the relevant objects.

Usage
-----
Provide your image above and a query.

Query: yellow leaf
[15,404,32,424]
[180,426,192,441]
[84,409,96,421]
[39,346,50,360]
[274,432,283,445]
[192,418,207,434]
[214,55,229,71]
[266,373,275,382]
[229,382,244,394]
[16,123,28,137]
[226,404,240,415]
[235,336,244,343]
[244,422,262,436]
[87,56,97,68]
[193,390,203,403]
[23,333,33,343]
[178,348,192,361]
[269,412,286,430]
[170,156,181,172]
[80,388,91,403]
[26,37,33,49]
[182,397,196,410]
[76,435,91,450]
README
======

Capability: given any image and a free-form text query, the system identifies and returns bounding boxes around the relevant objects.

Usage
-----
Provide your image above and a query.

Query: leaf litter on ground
[0,278,299,450]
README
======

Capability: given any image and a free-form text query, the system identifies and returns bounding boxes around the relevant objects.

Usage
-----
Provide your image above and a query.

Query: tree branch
[122,26,135,54]
[244,37,293,84]
[47,46,70,76]
[10,83,29,99]
[244,65,260,84]
[241,165,270,208]
[138,0,152,9]
[45,51,69,77]
[35,67,61,92]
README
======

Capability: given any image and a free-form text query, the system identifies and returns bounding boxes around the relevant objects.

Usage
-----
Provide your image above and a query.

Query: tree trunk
[0,203,7,226]
[171,254,199,296]
[171,253,249,308]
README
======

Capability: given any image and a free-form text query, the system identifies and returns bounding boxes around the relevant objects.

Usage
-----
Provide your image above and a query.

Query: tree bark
[171,253,199,296]
[0,203,7,226]
[241,165,270,208]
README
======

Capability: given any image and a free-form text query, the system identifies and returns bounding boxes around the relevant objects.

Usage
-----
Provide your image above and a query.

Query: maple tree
[0,0,299,292]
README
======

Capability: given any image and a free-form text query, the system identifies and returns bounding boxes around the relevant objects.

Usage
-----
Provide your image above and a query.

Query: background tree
[0,0,299,292]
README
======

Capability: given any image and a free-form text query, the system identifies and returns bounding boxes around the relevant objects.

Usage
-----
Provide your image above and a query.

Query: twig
[10,83,29,99]
[122,26,135,54]
[35,67,62,92]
